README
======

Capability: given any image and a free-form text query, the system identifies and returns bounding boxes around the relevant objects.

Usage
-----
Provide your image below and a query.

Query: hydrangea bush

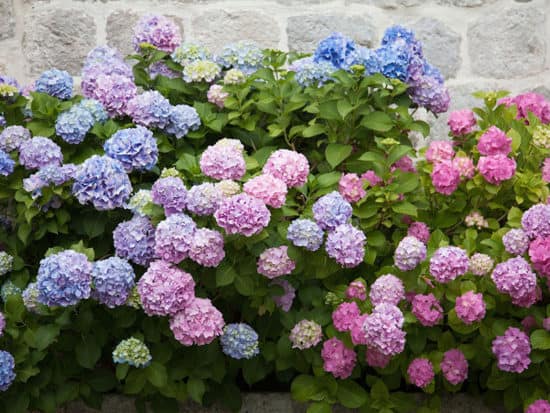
[0,15,549,413]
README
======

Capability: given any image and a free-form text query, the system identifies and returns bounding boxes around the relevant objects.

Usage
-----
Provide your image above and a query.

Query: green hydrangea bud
[112,338,151,368]
[324,292,343,306]
[0,252,14,276]
[532,125,550,149]
[224,69,246,85]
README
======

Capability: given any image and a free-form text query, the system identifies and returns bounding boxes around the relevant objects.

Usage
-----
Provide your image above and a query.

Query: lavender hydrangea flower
[133,15,181,53]
[89,74,137,117]
[104,126,158,172]
[220,323,260,359]
[113,215,156,266]
[287,218,324,251]
[409,74,450,114]
[186,183,223,216]
[314,32,360,70]
[502,228,529,255]
[257,246,295,279]
[217,41,264,74]
[154,213,197,264]
[522,204,550,239]
[171,43,211,65]
[78,99,108,123]
[491,256,537,307]
[288,57,335,87]
[72,155,132,210]
[112,337,151,368]
[126,91,172,129]
[19,137,63,170]
[214,193,270,237]
[81,46,133,99]
[429,246,469,283]
[492,327,531,373]
[151,176,187,215]
[23,164,76,197]
[0,150,14,176]
[369,274,405,306]
[271,278,296,312]
[92,257,135,308]
[34,69,73,100]
[325,224,366,268]
[83,45,124,69]
[137,260,195,316]
[0,126,31,152]
[394,236,427,271]
[165,104,201,139]
[363,304,406,356]
[36,250,93,307]
[189,228,225,267]
[55,105,95,144]
[148,61,179,80]
[0,351,15,391]
[312,191,353,231]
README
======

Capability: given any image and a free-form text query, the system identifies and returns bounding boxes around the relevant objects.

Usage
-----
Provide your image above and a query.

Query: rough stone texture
[0,0,15,40]
[468,7,546,79]
[106,10,140,57]
[346,0,420,7]
[192,10,280,53]
[409,18,462,78]
[437,0,496,5]
[22,8,97,75]
[287,14,376,52]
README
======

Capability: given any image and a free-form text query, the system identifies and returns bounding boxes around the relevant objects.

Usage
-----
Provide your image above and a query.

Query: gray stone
[346,0,420,7]
[192,10,280,53]
[532,86,550,100]
[287,14,376,52]
[22,9,97,75]
[409,18,461,78]
[0,0,15,40]
[436,0,496,6]
[468,7,546,79]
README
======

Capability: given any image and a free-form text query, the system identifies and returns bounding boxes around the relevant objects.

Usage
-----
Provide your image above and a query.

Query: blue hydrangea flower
[312,191,353,231]
[112,337,151,368]
[422,62,444,84]
[288,57,335,88]
[381,25,421,53]
[356,47,381,75]
[126,91,172,129]
[104,126,158,172]
[0,125,31,152]
[92,257,135,308]
[0,115,5,127]
[0,351,15,391]
[375,43,410,81]
[36,250,92,307]
[287,218,324,251]
[55,105,95,144]
[313,32,360,70]
[18,137,63,170]
[83,45,124,69]
[34,69,73,100]
[23,164,75,198]
[72,155,132,211]
[78,99,109,123]
[165,104,201,139]
[113,215,156,266]
[220,323,260,360]
[0,150,14,176]
[0,280,21,301]
[171,43,211,65]
[217,41,264,74]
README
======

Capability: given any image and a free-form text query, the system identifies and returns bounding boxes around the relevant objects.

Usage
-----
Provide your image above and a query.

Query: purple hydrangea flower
[189,228,225,267]
[92,257,135,308]
[55,105,95,144]
[113,215,156,266]
[148,61,179,80]
[0,312,4,336]
[151,176,187,215]
[72,155,132,210]
[0,125,31,152]
[394,236,427,271]
[34,69,73,100]
[186,183,223,216]
[491,257,537,307]
[502,228,529,255]
[104,126,158,172]
[492,327,531,373]
[409,74,450,114]
[125,91,172,129]
[0,150,14,176]
[165,104,201,139]
[522,204,550,239]
[214,193,270,237]
[0,351,15,391]
[287,218,324,251]
[363,304,406,356]
[36,250,93,307]
[369,274,405,306]
[429,246,469,283]
[154,213,197,264]
[257,246,295,279]
[133,15,181,53]
[312,191,353,231]
[19,137,63,170]
[325,224,366,268]
[89,74,137,117]
[271,278,296,312]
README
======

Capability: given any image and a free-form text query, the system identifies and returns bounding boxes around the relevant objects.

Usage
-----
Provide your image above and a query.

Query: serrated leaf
[325,144,352,169]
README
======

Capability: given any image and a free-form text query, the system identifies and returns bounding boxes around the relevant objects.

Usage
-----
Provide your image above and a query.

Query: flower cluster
[34,69,73,100]
[363,304,406,357]
[104,126,158,172]
[200,139,246,181]
[169,298,225,346]
[286,219,325,251]
[151,176,187,216]
[394,236,427,271]
[271,279,296,312]
[133,14,181,53]
[19,137,63,170]
[217,41,263,74]
[112,338,152,368]
[289,320,323,350]
[429,246,469,283]
[0,125,30,152]
[407,358,434,389]
[0,351,15,391]
[214,193,270,237]
[220,323,260,359]
[92,257,135,308]
[441,349,468,385]
[492,327,531,373]
[369,274,405,306]
[325,224,366,268]
[491,257,537,307]
[455,291,486,324]
[412,293,443,327]
[257,246,295,279]
[113,215,156,266]
[321,337,357,379]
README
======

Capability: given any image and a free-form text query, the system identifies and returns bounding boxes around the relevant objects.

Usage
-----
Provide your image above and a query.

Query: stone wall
[1,0,549,135]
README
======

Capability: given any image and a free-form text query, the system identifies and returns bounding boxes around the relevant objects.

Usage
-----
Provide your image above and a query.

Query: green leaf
[216,263,237,287]
[337,380,368,408]
[291,375,321,402]
[391,201,418,217]
[124,369,147,394]
[361,111,393,132]
[187,378,205,404]
[387,145,411,166]
[316,172,341,188]
[75,337,101,369]
[531,329,550,350]
[235,274,255,296]
[33,325,60,351]
[147,362,168,388]
[307,402,331,413]
[325,144,352,169]
[337,100,354,119]
[302,124,326,138]
[370,379,389,401]
[5,294,25,322]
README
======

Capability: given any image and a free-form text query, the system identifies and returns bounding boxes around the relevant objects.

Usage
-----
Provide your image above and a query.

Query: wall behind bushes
[0,0,549,136]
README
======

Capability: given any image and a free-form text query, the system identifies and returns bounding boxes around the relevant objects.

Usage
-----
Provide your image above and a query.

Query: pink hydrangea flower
[455,291,486,324]
[169,298,225,346]
[499,92,550,124]
[361,170,383,186]
[528,237,550,278]
[350,313,369,345]
[346,280,367,301]
[477,155,516,185]
[338,173,366,203]
[431,161,460,195]
[491,257,537,308]
[215,193,270,237]
[441,349,468,385]
[363,304,406,356]
[321,337,357,379]
[263,149,309,188]
[243,173,288,208]
[392,156,416,174]
[526,400,550,413]
[429,246,469,283]
[189,228,225,268]
[426,140,454,163]
[543,158,550,183]
[257,246,295,279]
[200,139,246,181]
[325,224,366,268]
[492,327,531,373]
[271,279,296,312]
[408,222,430,244]
[207,84,228,108]
[137,260,195,316]
[412,293,443,327]
[477,126,512,156]
[448,109,476,136]
[369,274,405,306]
[407,358,434,389]
[365,347,392,368]
[543,318,550,332]
[332,301,361,332]
[452,157,475,179]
